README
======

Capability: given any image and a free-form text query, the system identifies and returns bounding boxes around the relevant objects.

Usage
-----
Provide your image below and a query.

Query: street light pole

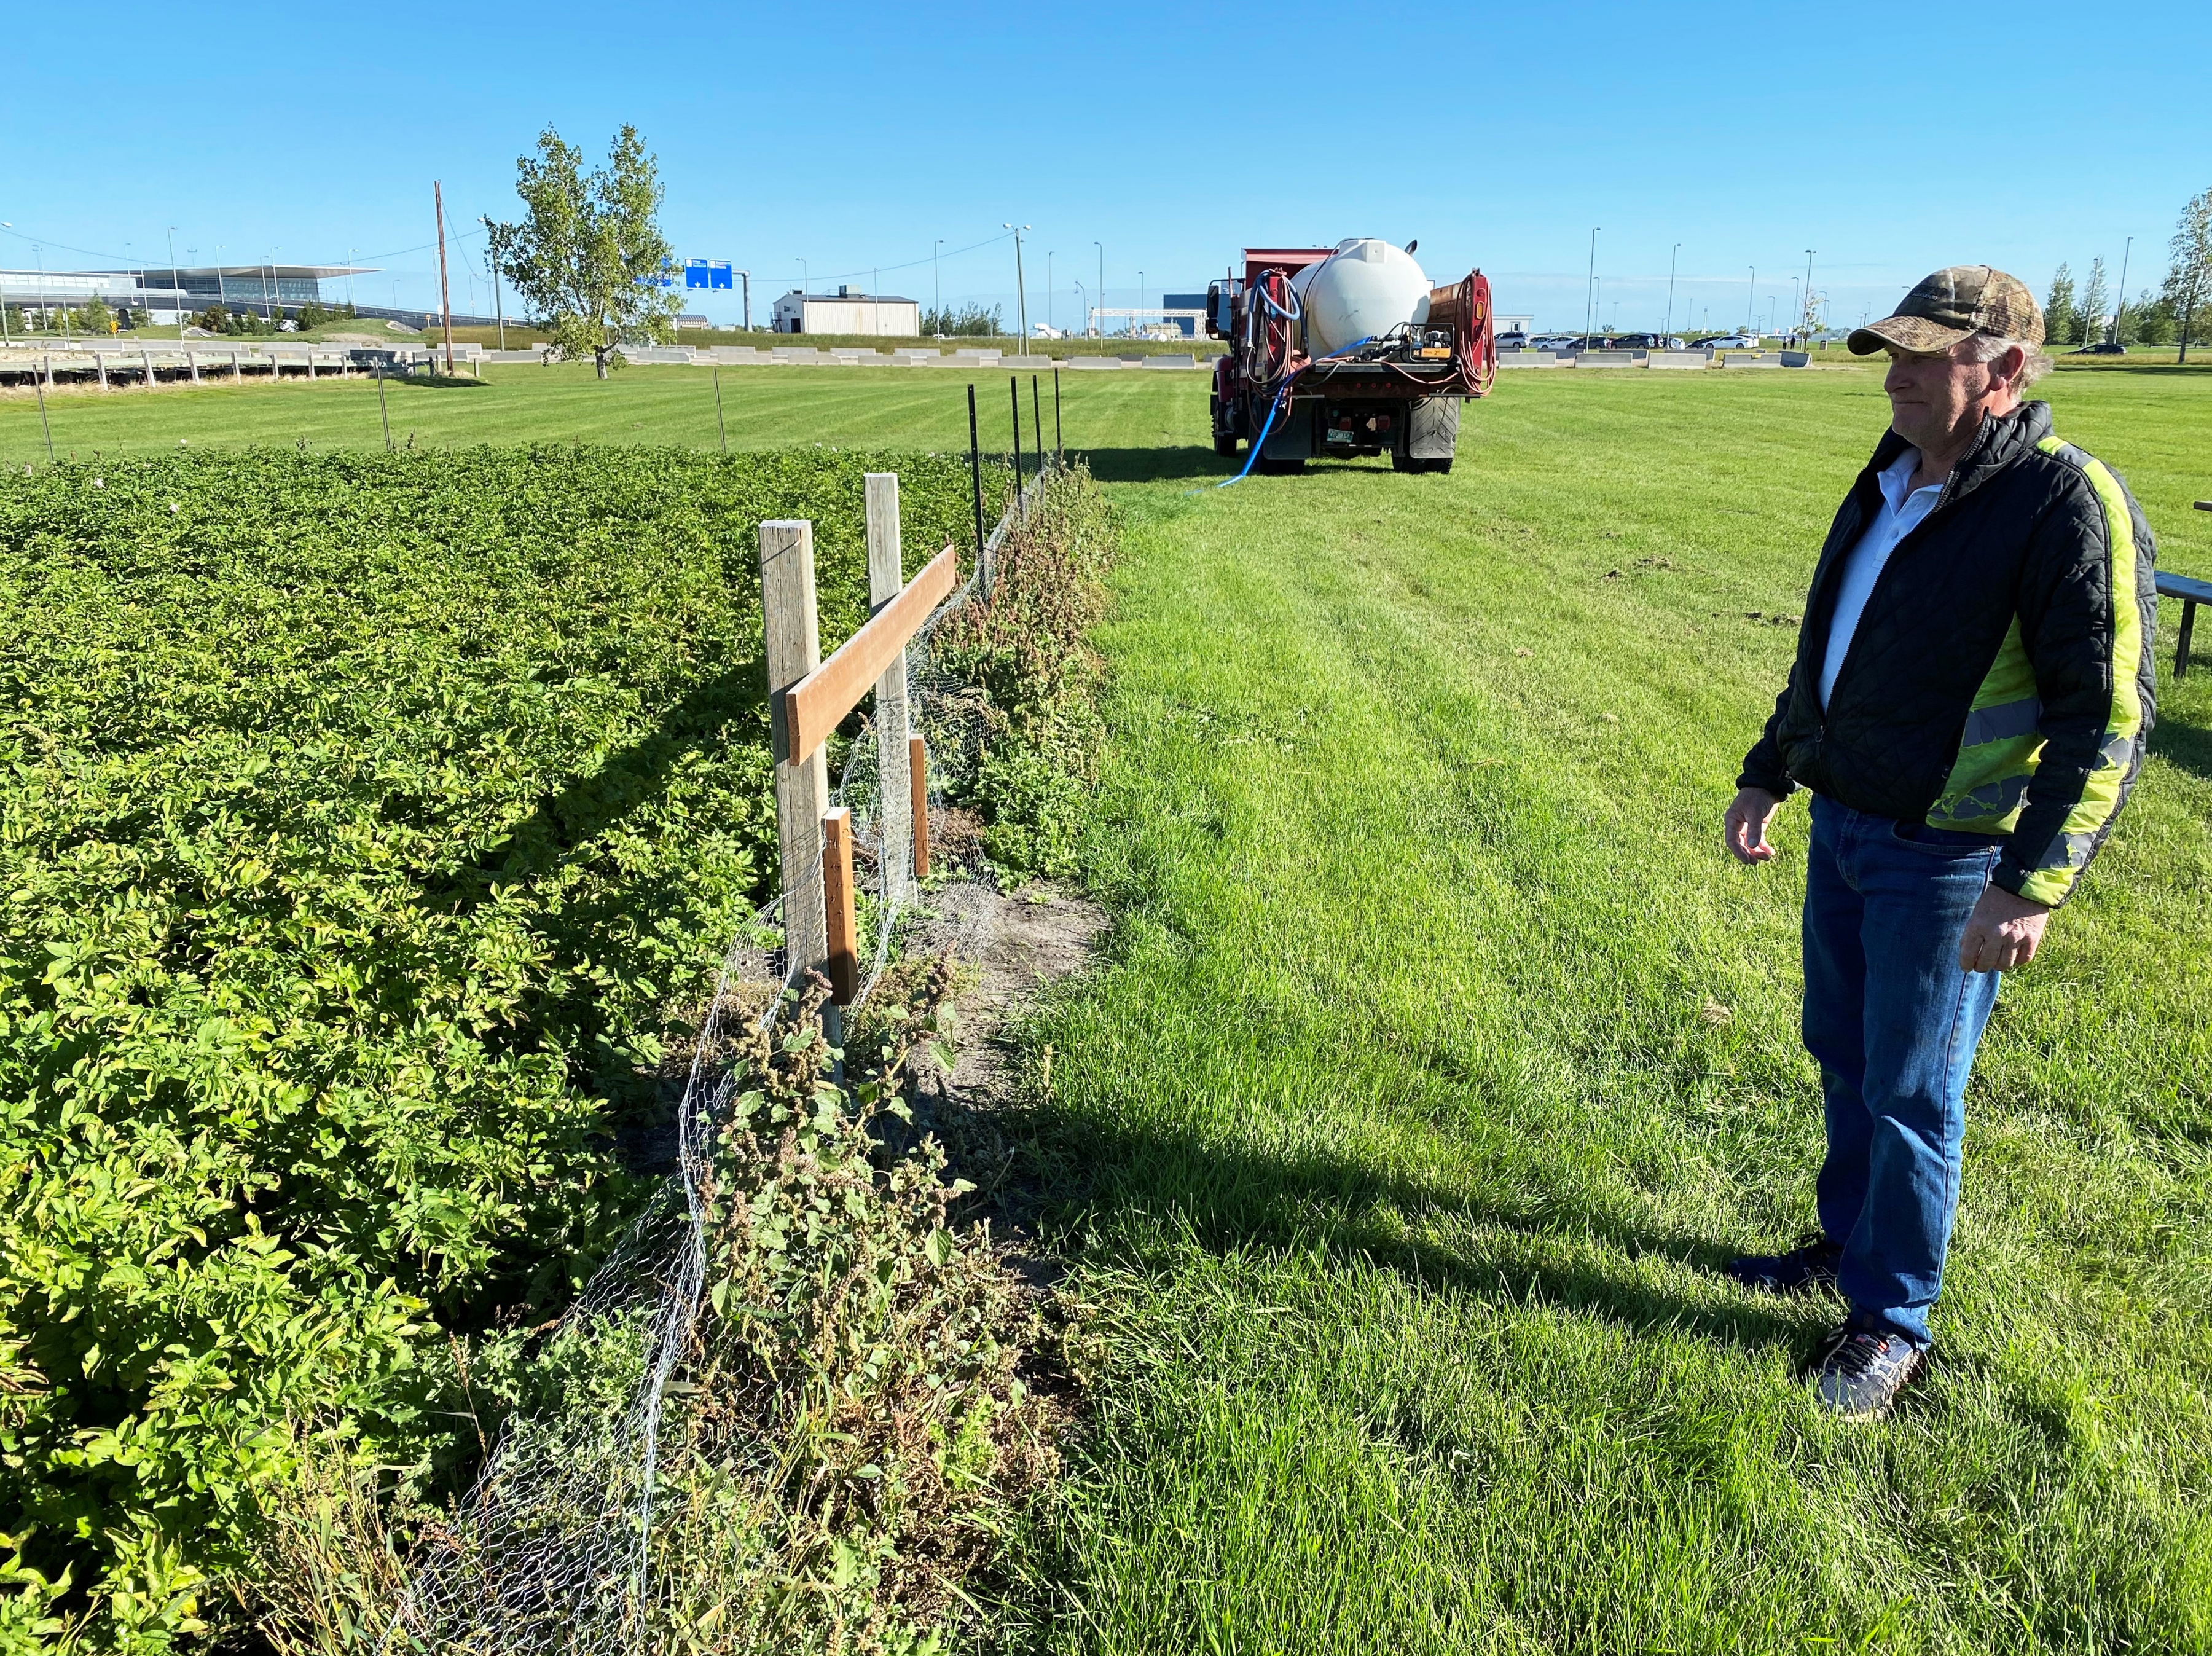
[1047,250,1054,335]
[1074,279,1087,340]
[2110,234,2134,345]
[1003,225,1032,346]
[933,239,943,336]
[735,270,751,332]
[1746,265,1756,336]
[1664,241,1679,338]
[166,225,182,333]
[1094,241,1103,337]
[1139,269,1146,334]
[1802,248,1816,343]
[1584,226,1599,347]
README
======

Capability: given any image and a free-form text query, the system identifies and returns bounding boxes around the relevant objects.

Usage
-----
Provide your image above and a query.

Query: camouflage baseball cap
[1847,265,2045,355]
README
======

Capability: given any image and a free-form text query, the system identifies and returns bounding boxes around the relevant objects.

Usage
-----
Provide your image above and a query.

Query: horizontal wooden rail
[784,543,958,764]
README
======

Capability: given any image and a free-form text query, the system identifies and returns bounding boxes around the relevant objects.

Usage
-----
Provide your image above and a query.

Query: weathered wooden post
[95,353,108,390]
[187,350,200,384]
[140,346,155,390]
[865,473,911,908]
[761,520,830,986]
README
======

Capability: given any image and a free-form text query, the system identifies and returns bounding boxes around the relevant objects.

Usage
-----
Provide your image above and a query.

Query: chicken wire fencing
[381,460,1058,1653]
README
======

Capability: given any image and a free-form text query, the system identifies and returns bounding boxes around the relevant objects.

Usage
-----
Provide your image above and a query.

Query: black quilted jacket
[1739,399,2158,907]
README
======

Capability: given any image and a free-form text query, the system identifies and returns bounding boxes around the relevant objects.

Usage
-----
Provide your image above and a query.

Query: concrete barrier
[1142,353,1196,368]
[1496,349,1559,367]
[1065,357,1123,369]
[1573,350,1642,367]
[1721,354,1782,369]
[1647,351,1712,369]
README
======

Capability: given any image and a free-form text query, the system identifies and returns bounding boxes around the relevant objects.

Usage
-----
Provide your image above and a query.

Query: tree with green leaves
[2162,186,2211,363]
[2043,263,2077,349]
[487,124,680,379]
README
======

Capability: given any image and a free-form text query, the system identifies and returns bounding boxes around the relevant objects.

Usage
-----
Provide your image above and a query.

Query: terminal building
[0,264,471,328]
[771,286,920,336]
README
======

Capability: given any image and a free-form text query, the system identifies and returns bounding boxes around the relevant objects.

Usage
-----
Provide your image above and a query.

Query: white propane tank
[1292,238,1432,358]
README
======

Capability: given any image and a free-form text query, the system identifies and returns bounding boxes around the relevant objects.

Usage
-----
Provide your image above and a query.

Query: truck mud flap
[1261,401,1316,463]
[1408,396,1461,460]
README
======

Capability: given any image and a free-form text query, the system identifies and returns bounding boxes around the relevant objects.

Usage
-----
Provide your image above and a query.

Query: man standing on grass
[1721,267,2158,1418]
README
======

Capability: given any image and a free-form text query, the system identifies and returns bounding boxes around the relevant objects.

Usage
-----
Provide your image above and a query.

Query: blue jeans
[1803,795,2004,1347]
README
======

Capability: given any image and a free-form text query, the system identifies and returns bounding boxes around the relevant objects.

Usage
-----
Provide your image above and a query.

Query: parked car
[2069,340,2127,355]
[1700,334,1755,348]
[1609,333,1668,350]
[1496,331,1529,350]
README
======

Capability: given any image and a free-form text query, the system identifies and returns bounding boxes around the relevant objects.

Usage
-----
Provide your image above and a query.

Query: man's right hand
[1724,787,1784,865]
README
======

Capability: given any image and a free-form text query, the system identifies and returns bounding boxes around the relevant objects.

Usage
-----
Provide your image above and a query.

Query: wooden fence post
[865,473,911,907]
[761,520,829,983]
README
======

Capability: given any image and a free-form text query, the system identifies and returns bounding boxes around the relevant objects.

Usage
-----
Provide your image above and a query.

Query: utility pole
[1003,224,1032,346]
[735,269,751,331]
[1790,278,1801,347]
[1664,242,1680,338]
[1094,241,1103,337]
[1746,265,1756,336]
[1583,227,1599,347]
[1802,248,1816,343]
[933,239,943,336]
[491,243,506,349]
[1047,250,1054,335]
[2109,234,2134,345]
[434,180,456,374]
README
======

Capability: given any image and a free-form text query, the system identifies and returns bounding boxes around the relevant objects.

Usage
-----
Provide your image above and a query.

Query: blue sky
[4,0,2206,336]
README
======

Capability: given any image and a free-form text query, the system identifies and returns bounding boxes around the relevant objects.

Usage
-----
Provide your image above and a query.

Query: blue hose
[1218,379,1293,488]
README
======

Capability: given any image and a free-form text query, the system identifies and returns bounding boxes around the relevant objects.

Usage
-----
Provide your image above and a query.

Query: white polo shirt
[1818,449,1943,708]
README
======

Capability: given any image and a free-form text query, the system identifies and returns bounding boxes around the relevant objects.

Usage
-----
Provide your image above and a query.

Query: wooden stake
[909,735,930,879]
[761,520,828,978]
[821,806,859,1003]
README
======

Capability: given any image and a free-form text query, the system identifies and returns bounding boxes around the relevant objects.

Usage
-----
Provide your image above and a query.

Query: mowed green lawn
[1006,367,2210,1654]
[0,358,1195,463]
[8,362,2206,1649]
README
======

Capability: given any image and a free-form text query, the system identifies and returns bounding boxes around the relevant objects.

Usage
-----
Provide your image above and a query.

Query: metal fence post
[967,383,989,595]
[761,520,830,983]
[865,473,911,908]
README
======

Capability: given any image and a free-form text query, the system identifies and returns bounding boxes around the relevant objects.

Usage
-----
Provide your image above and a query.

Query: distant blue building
[1163,293,1207,339]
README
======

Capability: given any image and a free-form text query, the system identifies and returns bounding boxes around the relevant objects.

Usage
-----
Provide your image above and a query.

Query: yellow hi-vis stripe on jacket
[2002,437,2143,906]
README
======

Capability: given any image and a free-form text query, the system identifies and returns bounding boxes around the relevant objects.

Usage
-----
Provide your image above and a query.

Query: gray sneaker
[1812,1314,1924,1419]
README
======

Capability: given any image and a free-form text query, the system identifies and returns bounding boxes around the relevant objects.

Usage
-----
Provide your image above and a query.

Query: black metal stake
[1031,374,1043,471]
[967,383,987,581]
[1053,367,1062,458]
[1009,374,1023,503]
[713,366,728,454]
[34,378,55,463]
[377,369,391,452]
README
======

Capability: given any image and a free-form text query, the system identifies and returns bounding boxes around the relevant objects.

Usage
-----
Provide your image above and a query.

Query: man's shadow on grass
[917,1067,1807,1358]
[2148,707,2212,783]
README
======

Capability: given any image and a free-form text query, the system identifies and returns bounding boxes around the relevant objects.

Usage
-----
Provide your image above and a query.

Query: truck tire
[1215,432,1239,457]
[1408,395,1461,464]
[1390,449,1418,473]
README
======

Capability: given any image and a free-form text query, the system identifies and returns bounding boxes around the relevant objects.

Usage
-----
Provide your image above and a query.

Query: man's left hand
[1959,885,2051,973]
